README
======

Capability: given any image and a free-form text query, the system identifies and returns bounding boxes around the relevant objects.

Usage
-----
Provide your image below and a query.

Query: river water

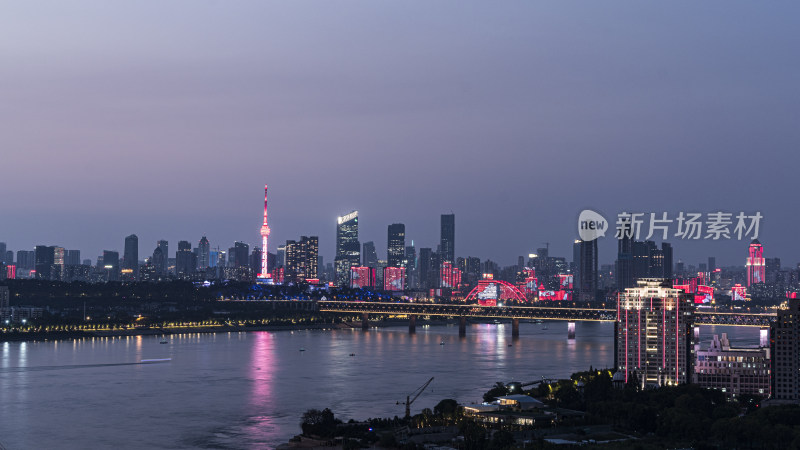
[0,322,758,449]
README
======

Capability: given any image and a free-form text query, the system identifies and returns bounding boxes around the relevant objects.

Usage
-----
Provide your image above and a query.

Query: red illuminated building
[732,284,748,301]
[464,274,527,306]
[440,262,461,289]
[6,265,15,280]
[746,239,765,286]
[350,266,376,289]
[383,267,405,291]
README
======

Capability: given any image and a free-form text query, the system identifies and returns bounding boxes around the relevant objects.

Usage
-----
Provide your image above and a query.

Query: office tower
[350,266,376,289]
[440,214,455,264]
[4,251,12,266]
[362,241,378,268]
[662,243,673,279]
[175,241,195,278]
[694,333,771,399]
[65,250,81,266]
[383,266,406,291]
[198,236,210,269]
[276,245,286,269]
[418,248,433,289]
[577,239,598,302]
[334,211,360,286]
[156,240,169,274]
[405,244,417,288]
[616,232,633,290]
[746,240,765,286]
[765,258,781,284]
[387,224,405,268]
[102,250,120,282]
[772,299,800,401]
[259,185,271,277]
[572,240,582,294]
[0,285,8,308]
[52,246,65,280]
[708,257,716,274]
[233,242,249,268]
[152,246,165,277]
[250,247,263,276]
[34,245,55,280]
[122,234,139,280]
[616,279,694,388]
[0,243,5,264]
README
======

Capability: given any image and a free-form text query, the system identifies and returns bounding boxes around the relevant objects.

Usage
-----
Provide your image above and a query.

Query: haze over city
[3,1,800,266]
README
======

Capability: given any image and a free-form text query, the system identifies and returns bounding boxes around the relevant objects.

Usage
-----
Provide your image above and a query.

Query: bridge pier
[511,318,520,339]
[459,317,467,337]
[567,321,576,340]
[409,315,417,334]
[361,313,369,331]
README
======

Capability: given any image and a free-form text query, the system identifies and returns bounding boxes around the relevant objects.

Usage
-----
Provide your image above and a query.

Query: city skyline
[2,2,799,268]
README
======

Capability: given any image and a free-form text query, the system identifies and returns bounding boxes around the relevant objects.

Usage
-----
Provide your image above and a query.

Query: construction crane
[403,377,434,419]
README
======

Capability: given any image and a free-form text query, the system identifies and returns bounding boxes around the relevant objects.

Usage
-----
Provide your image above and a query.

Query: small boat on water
[439,341,445,346]
[299,348,306,352]
[159,339,169,344]
[542,325,549,330]
[349,353,355,357]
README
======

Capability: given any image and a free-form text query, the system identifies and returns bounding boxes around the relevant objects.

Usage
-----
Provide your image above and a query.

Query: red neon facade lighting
[746,240,765,286]
[383,266,405,291]
[464,278,527,305]
[350,266,375,289]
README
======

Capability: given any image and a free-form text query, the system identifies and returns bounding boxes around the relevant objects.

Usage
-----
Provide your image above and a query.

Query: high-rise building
[233,242,249,268]
[708,257,716,274]
[65,250,81,266]
[16,250,34,270]
[350,266,376,289]
[765,258,781,284]
[34,245,55,280]
[152,246,165,277]
[616,278,694,388]
[577,239,598,302]
[405,244,417,289]
[383,266,406,292]
[746,240,765,286]
[276,244,286,269]
[250,247,263,277]
[440,262,461,289]
[418,248,433,289]
[285,236,319,282]
[0,243,5,264]
[259,185,271,277]
[156,240,169,274]
[102,250,120,282]
[387,223,405,268]
[176,241,195,278]
[335,211,360,286]
[440,214,455,264]
[198,236,210,269]
[362,241,378,268]
[772,299,800,401]
[123,234,139,280]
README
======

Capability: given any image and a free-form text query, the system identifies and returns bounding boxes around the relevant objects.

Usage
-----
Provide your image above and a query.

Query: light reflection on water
[0,322,757,449]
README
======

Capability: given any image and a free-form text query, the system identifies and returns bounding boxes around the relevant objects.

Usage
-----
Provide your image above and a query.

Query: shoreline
[0,319,463,343]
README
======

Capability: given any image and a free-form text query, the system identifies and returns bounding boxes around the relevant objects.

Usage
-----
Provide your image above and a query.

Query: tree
[483,382,509,403]
[301,408,341,438]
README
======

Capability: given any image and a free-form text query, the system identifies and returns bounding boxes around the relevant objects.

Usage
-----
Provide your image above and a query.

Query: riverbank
[0,318,462,343]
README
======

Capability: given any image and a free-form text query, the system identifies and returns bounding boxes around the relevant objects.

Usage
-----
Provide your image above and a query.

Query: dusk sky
[2,1,799,267]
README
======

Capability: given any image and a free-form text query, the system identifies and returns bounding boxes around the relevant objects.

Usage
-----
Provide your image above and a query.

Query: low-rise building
[694,333,771,398]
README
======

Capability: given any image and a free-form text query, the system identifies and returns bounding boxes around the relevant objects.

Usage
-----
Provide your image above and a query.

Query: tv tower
[259,185,271,278]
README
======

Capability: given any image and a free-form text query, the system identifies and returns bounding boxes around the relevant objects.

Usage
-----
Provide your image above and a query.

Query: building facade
[746,239,765,286]
[387,223,405,268]
[335,211,360,286]
[772,299,800,401]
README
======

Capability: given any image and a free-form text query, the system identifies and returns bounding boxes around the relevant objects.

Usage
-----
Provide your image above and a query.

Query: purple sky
[2,1,799,267]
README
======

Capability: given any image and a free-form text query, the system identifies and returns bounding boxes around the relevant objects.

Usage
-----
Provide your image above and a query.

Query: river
[0,322,759,449]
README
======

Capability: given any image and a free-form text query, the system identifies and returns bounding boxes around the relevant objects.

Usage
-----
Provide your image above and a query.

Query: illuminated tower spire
[260,185,271,277]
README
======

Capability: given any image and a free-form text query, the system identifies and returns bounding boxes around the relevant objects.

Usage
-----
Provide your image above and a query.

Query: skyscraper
[335,211,360,286]
[157,240,169,275]
[746,240,765,286]
[34,245,55,280]
[387,223,405,268]
[198,236,210,269]
[259,185,271,277]
[285,236,319,282]
[152,246,165,277]
[102,250,120,281]
[362,241,378,268]
[176,241,194,278]
[418,247,433,289]
[405,243,417,289]
[616,279,694,388]
[440,214,455,264]
[233,241,249,268]
[65,250,81,267]
[123,234,139,280]
[577,238,598,302]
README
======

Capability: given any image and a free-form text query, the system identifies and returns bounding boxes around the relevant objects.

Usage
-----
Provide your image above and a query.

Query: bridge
[223,298,778,337]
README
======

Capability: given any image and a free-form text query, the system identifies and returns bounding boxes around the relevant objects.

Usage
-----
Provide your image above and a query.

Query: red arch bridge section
[464,279,527,306]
